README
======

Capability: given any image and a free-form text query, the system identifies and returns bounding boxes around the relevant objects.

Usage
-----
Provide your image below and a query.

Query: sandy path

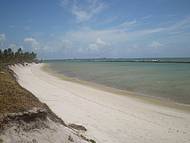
[11,63,190,143]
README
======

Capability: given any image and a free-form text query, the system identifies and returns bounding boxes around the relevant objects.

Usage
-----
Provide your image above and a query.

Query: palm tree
[3,49,8,56]
[0,48,37,63]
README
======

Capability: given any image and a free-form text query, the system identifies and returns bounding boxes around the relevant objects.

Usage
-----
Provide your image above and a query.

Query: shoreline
[42,63,190,113]
[12,63,190,143]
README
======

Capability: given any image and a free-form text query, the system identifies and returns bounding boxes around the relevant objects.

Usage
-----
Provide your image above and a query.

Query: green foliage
[0,68,43,114]
[0,48,37,64]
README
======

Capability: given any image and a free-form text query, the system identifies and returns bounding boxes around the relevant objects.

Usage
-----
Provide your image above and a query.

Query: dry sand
[11,63,190,143]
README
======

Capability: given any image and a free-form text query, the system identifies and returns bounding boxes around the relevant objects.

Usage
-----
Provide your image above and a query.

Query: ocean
[44,58,190,105]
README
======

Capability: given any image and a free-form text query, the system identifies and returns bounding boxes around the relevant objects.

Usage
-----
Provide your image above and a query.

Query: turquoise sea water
[45,58,190,104]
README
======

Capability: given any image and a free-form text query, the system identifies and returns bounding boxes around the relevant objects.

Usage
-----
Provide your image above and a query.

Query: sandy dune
[11,63,190,143]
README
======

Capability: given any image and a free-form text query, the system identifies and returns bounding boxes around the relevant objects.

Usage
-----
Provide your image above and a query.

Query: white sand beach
[11,63,190,143]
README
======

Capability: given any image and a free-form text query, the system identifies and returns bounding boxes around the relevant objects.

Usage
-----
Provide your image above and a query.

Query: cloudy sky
[0,0,190,59]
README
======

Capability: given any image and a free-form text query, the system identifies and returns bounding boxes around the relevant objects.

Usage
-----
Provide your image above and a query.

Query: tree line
[0,48,37,64]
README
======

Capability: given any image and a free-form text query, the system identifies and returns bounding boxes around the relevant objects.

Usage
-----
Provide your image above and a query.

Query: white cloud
[24,37,40,50]
[167,17,190,32]
[40,37,79,59]
[10,16,189,59]
[57,17,190,57]
[149,41,163,49]
[61,0,106,22]
[88,38,110,51]
[88,43,99,51]
[0,33,6,46]
[115,20,137,30]
[96,38,107,46]
[61,39,72,49]
[64,17,188,46]
[57,3,190,57]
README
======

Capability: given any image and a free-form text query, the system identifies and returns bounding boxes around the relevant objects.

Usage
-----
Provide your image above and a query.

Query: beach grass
[0,64,44,114]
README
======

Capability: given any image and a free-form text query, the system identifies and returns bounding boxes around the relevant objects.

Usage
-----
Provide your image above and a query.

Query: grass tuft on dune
[0,65,44,114]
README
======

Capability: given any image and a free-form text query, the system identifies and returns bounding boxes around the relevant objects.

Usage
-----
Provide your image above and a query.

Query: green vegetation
[0,48,42,115]
[0,48,37,64]
[0,49,95,143]
[0,66,43,115]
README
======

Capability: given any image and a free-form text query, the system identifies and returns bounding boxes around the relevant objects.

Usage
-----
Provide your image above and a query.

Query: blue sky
[0,0,190,59]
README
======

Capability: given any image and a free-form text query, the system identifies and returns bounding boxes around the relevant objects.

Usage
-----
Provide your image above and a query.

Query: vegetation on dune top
[0,48,42,114]
[0,48,37,65]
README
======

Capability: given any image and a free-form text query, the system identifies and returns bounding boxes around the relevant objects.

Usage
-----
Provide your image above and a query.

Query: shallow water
[45,58,190,104]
